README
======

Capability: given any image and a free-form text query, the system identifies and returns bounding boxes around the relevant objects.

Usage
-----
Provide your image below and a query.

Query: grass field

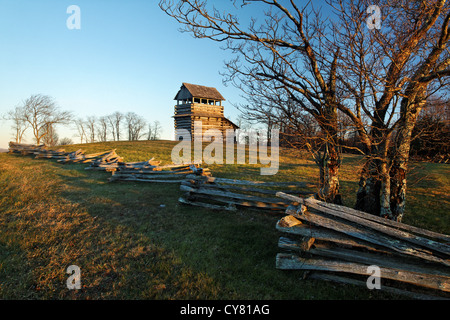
[0,140,448,299]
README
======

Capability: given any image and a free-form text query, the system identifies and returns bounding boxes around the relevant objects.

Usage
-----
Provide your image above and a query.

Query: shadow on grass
[52,159,393,300]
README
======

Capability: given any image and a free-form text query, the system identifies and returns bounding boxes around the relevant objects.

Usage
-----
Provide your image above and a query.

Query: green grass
[0,140,448,299]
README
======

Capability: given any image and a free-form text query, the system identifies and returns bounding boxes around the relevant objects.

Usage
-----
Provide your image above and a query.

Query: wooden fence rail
[179,175,315,212]
[109,163,209,183]
[8,142,46,155]
[275,192,450,299]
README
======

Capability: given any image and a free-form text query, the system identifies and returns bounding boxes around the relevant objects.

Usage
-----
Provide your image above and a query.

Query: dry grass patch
[0,154,222,299]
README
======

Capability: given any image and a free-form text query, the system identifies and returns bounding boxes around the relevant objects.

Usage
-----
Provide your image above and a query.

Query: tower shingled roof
[174,83,226,101]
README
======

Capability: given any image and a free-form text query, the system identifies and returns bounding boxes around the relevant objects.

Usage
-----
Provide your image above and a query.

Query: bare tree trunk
[380,159,393,219]
[316,143,342,205]
[355,160,381,216]
[355,135,393,218]
[389,97,425,221]
[111,112,123,141]
[389,159,407,222]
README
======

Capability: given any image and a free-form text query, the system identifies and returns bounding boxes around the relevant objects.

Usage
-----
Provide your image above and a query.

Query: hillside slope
[0,140,448,299]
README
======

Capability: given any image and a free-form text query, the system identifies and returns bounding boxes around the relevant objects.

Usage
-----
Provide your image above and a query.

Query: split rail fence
[8,142,209,183]
[8,142,125,166]
[274,192,450,299]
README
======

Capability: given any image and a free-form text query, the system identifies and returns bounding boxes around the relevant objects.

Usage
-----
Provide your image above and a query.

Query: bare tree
[160,0,346,204]
[410,95,450,162]
[111,111,124,141]
[125,112,147,141]
[330,0,450,220]
[19,94,71,145]
[73,118,88,144]
[147,120,162,140]
[5,105,28,143]
[153,120,162,140]
[41,123,59,147]
[107,114,117,141]
[73,112,151,143]
[86,116,97,143]
[236,89,344,202]
[97,116,109,142]
[147,122,153,141]
[160,0,450,221]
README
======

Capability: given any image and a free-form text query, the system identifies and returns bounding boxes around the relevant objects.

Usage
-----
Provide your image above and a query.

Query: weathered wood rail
[275,192,450,299]
[109,163,209,183]
[87,158,162,172]
[8,142,46,155]
[82,150,126,171]
[179,175,315,212]
[57,149,123,165]
[34,148,68,158]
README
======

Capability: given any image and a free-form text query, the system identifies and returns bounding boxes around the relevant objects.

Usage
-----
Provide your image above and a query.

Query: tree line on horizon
[4,94,163,147]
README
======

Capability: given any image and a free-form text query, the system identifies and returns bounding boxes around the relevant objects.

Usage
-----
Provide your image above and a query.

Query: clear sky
[0,0,250,148]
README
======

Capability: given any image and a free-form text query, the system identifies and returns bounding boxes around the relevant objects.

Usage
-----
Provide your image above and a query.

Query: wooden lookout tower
[173,83,239,141]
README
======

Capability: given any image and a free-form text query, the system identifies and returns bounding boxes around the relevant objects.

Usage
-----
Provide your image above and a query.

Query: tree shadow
[50,160,388,300]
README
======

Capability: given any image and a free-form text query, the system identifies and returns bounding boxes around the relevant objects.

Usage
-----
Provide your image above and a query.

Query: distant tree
[4,105,28,143]
[86,116,97,143]
[107,113,117,141]
[58,137,74,146]
[41,123,59,147]
[19,94,71,145]
[111,111,124,141]
[125,112,147,141]
[147,120,162,140]
[73,118,88,144]
[410,96,450,162]
[97,116,109,142]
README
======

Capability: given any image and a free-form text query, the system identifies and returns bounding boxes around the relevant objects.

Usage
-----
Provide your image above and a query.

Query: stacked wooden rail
[86,157,160,172]
[275,192,450,299]
[179,175,315,212]
[10,145,123,165]
[109,163,209,183]
[9,142,80,161]
[8,142,46,155]
[7,143,209,184]
[34,148,69,159]
[57,149,122,165]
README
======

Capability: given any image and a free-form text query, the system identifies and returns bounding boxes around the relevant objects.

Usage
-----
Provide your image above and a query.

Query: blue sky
[0,0,251,148]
